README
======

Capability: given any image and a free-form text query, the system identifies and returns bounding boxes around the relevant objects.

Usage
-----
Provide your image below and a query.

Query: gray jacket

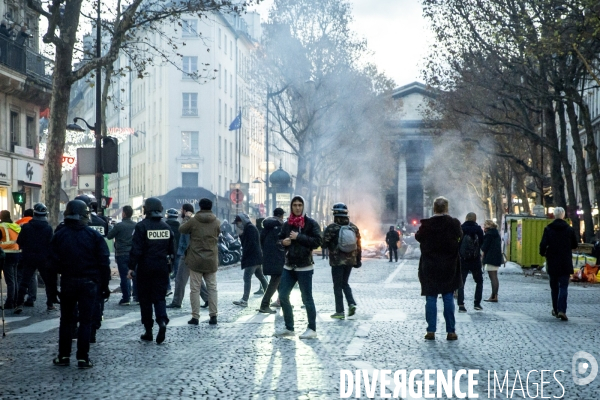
[106,218,136,256]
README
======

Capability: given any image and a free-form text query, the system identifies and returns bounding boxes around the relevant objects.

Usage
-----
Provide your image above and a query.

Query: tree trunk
[565,99,593,241]
[557,101,581,240]
[544,102,567,209]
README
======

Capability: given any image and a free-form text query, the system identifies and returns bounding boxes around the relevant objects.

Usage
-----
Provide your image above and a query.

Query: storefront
[0,156,11,212]
[14,158,43,216]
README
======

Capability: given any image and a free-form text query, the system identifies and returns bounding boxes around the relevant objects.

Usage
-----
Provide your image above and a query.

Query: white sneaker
[273,329,295,337]
[299,328,317,339]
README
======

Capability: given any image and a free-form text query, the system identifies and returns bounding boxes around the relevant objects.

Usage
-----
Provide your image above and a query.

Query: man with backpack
[322,203,361,320]
[386,226,400,262]
[457,212,484,313]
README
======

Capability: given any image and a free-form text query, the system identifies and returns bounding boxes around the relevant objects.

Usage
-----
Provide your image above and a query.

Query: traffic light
[102,136,119,173]
[412,219,418,226]
[12,191,25,206]
[101,196,113,209]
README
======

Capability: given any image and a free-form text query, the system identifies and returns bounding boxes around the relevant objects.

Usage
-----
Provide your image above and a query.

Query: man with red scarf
[273,195,322,339]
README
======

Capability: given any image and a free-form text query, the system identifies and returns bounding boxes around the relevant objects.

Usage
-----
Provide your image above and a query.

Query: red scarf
[287,214,305,229]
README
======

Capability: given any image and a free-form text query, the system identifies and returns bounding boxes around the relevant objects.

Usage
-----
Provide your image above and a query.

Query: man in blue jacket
[233,213,268,307]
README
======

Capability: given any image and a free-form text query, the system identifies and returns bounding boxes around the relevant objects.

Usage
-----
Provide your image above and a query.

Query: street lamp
[65,0,103,214]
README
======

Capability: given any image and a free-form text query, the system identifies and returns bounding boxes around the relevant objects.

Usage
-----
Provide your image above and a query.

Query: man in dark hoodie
[385,226,400,262]
[416,196,463,341]
[14,203,56,312]
[164,208,181,296]
[274,195,322,339]
[257,207,286,314]
[107,205,137,306]
[457,212,484,313]
[539,207,577,321]
[233,213,268,307]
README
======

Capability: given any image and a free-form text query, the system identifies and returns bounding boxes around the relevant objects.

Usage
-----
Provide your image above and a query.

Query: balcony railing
[0,34,53,86]
[182,108,198,116]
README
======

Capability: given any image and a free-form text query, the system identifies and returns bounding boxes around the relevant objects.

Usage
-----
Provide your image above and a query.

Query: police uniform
[50,200,110,368]
[129,198,175,344]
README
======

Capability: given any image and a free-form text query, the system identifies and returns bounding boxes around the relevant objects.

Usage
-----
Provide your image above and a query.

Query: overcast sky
[248,0,432,88]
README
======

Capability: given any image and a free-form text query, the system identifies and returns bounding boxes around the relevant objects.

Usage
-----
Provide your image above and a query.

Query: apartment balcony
[182,108,198,117]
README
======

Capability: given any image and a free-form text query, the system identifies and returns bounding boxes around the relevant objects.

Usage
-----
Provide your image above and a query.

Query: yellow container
[509,220,518,262]
[517,218,553,267]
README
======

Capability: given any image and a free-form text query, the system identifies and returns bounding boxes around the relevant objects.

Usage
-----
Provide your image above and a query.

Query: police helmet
[332,202,349,216]
[143,197,163,218]
[33,202,48,216]
[75,194,98,212]
[166,208,179,218]
[64,200,90,222]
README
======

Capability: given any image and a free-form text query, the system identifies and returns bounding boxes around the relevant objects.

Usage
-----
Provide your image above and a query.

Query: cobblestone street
[1,258,600,399]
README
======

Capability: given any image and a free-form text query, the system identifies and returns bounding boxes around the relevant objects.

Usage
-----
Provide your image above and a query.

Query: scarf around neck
[288,214,305,229]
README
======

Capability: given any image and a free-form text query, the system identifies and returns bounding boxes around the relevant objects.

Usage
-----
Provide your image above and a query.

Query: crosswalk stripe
[169,315,209,326]
[100,312,139,330]
[9,318,60,334]
[2,316,30,323]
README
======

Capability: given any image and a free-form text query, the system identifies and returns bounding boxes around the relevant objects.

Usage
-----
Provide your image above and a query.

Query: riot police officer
[128,197,175,344]
[50,200,110,368]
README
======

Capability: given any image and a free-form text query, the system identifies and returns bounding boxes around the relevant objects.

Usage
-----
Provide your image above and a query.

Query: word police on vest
[147,230,171,239]
[89,226,105,235]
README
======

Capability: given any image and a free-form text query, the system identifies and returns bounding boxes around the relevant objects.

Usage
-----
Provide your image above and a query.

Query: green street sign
[12,192,25,206]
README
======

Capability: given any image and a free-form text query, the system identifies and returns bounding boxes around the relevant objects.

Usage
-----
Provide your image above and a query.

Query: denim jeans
[242,265,268,302]
[261,275,282,309]
[15,261,41,305]
[331,265,356,313]
[1,253,21,307]
[425,292,455,333]
[58,277,97,360]
[457,262,483,306]
[549,274,570,314]
[388,246,398,262]
[116,255,132,301]
[278,269,316,332]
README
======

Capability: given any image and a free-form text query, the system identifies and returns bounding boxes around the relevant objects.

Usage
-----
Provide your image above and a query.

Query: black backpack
[459,233,479,260]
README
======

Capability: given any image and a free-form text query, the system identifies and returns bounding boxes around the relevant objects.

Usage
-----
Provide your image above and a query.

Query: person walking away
[0,210,21,310]
[14,203,56,313]
[481,220,503,303]
[457,213,484,313]
[179,198,220,325]
[322,223,329,260]
[386,226,400,262]
[233,213,267,307]
[106,206,137,306]
[274,195,322,339]
[164,208,181,297]
[127,198,175,344]
[257,208,286,314]
[322,203,361,320]
[15,208,38,307]
[416,197,463,341]
[539,207,577,321]
[50,200,110,368]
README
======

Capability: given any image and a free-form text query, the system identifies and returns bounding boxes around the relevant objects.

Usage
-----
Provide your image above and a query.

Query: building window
[230,74,233,98]
[182,172,198,187]
[181,131,199,156]
[218,99,222,123]
[182,163,199,169]
[230,40,233,60]
[182,56,198,79]
[182,19,197,37]
[224,139,227,165]
[218,64,222,88]
[182,93,198,116]
[10,111,19,146]
[224,35,227,54]
[26,116,35,149]
[219,136,222,162]
[224,69,227,93]
[224,105,227,127]
[218,28,222,48]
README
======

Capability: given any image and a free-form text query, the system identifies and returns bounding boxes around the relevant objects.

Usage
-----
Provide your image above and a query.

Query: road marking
[9,318,60,334]
[372,310,407,322]
[169,315,209,326]
[100,312,139,330]
[2,316,30,323]
[384,260,408,284]
[235,313,276,324]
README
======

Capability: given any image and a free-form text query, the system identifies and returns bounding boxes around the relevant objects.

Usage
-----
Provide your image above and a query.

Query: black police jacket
[165,218,181,253]
[89,213,109,237]
[49,222,111,286]
[129,217,176,277]
[17,218,53,264]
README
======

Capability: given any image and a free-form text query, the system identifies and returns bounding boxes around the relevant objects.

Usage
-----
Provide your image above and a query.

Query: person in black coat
[257,208,286,313]
[164,209,181,295]
[127,198,176,344]
[50,200,110,368]
[416,197,462,341]
[14,203,56,312]
[457,213,484,312]
[232,213,268,307]
[539,207,578,321]
[274,195,322,339]
[386,226,400,262]
[481,220,503,302]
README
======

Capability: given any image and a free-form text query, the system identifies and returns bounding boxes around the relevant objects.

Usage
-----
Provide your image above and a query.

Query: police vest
[0,222,20,252]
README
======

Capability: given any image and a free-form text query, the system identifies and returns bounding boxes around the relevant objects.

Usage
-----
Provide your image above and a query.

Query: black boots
[140,326,153,342]
[156,320,167,344]
[209,316,217,325]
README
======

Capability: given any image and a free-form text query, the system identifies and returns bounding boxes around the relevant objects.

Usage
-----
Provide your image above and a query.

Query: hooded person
[127,197,176,344]
[257,208,286,313]
[385,226,400,262]
[232,213,268,307]
[164,208,181,296]
[0,210,20,310]
[14,203,57,312]
[273,195,322,340]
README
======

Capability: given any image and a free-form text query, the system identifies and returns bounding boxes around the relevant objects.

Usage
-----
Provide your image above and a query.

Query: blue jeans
[116,255,133,301]
[457,262,483,306]
[425,292,455,333]
[549,274,570,314]
[278,269,316,332]
[2,253,21,307]
[242,265,268,302]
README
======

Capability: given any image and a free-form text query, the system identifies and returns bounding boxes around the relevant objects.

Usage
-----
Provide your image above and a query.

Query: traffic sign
[230,189,244,205]
[12,192,25,206]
